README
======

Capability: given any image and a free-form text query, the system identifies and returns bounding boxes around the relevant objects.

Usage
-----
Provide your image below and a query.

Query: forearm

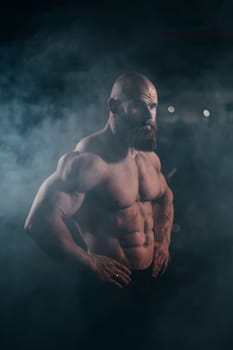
[25,209,92,268]
[153,188,174,249]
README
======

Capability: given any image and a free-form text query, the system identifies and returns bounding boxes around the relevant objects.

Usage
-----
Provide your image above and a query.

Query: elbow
[24,218,31,234]
[24,214,41,237]
[24,219,35,237]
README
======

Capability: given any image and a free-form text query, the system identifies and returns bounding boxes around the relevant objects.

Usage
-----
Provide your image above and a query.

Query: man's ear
[108,97,120,114]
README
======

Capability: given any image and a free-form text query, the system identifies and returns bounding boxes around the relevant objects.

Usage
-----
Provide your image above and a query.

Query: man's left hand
[152,244,170,278]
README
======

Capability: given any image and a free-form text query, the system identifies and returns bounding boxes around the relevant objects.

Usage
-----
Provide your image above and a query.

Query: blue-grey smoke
[0,13,233,350]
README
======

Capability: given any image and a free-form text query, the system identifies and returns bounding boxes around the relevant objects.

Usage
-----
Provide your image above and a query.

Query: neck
[104,115,134,158]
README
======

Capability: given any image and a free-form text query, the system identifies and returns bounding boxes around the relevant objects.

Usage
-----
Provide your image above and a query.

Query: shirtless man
[24,72,174,289]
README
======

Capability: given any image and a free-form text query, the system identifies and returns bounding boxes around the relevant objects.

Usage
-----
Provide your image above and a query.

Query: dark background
[0,0,233,349]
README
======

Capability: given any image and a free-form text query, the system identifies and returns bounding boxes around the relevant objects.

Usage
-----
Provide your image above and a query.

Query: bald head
[107,72,158,152]
[110,72,157,101]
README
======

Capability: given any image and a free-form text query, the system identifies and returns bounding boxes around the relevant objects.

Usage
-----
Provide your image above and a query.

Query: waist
[85,231,154,268]
[131,260,153,280]
[88,244,154,270]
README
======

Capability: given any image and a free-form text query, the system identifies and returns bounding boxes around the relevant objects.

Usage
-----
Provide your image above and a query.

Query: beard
[127,125,157,151]
[115,112,157,151]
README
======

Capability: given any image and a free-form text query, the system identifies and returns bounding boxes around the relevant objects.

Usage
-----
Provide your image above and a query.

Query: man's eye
[131,102,143,110]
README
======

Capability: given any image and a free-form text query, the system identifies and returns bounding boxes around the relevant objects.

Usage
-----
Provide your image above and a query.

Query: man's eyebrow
[150,102,158,107]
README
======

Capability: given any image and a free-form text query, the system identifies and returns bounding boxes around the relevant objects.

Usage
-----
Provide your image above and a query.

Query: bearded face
[114,100,157,151]
[127,122,157,151]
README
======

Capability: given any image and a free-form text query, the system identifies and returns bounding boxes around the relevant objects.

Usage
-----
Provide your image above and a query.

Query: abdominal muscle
[77,201,155,270]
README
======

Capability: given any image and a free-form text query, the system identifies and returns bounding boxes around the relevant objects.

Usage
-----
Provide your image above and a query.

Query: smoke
[0,7,233,350]
[0,27,124,222]
[0,21,157,349]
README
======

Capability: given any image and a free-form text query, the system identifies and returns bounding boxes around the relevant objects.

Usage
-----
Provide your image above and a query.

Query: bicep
[25,151,106,230]
[25,172,85,231]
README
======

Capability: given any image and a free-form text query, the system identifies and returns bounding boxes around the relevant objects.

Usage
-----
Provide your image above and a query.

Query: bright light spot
[168,105,175,113]
[203,109,210,117]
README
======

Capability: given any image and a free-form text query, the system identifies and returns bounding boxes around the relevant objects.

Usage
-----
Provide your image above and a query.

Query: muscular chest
[95,153,162,209]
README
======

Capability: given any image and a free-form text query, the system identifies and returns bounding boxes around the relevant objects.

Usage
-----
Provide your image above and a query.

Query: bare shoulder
[57,150,106,173]
[56,150,107,192]
[75,129,105,154]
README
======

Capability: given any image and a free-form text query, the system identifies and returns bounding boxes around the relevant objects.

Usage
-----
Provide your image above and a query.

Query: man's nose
[143,105,155,122]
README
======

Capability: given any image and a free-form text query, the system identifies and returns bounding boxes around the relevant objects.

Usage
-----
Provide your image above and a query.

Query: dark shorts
[30,263,165,350]
[75,263,157,349]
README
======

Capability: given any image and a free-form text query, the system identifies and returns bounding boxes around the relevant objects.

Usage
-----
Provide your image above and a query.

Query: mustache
[136,120,156,131]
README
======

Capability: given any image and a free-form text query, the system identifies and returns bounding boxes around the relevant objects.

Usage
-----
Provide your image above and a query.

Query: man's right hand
[88,254,132,288]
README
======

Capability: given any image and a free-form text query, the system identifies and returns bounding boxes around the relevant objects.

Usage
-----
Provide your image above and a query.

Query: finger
[153,252,159,263]
[153,266,161,277]
[114,261,132,276]
[104,266,131,285]
[152,268,159,278]
[109,277,123,289]
[156,253,164,266]
[114,269,131,285]
[154,256,168,277]
[160,258,169,275]
[152,263,160,278]
[152,261,161,277]
[152,258,163,278]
